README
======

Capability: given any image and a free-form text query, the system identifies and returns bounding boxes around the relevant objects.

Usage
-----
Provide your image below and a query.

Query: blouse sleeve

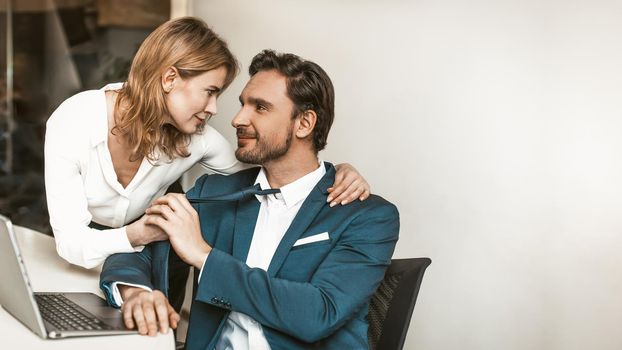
[196,125,253,175]
[44,96,139,269]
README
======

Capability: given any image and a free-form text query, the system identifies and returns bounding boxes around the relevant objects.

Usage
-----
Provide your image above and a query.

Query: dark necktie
[186,183,280,203]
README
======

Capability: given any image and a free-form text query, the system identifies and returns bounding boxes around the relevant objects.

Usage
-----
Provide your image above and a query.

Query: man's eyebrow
[241,96,274,109]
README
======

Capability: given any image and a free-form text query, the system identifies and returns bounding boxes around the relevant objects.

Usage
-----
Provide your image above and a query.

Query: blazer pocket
[290,239,332,251]
[293,232,330,247]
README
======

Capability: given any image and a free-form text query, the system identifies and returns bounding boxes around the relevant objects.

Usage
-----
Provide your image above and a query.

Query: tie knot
[249,184,281,197]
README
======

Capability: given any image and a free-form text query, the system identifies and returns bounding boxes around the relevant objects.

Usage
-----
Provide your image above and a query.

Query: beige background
[185,1,622,349]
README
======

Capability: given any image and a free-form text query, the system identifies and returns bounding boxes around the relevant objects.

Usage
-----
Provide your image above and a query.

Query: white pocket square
[293,232,330,247]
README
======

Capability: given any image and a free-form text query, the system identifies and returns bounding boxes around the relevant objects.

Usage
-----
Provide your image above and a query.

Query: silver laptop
[0,215,136,339]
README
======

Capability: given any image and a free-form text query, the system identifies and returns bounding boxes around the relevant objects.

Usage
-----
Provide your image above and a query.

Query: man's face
[232,69,296,165]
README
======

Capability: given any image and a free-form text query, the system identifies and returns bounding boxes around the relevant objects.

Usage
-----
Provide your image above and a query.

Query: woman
[44,17,370,269]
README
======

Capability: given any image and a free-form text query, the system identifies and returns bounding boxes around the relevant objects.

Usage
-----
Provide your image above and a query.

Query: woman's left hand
[328,163,371,207]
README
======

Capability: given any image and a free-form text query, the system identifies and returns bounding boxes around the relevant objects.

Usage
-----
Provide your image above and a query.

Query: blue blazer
[100,163,399,349]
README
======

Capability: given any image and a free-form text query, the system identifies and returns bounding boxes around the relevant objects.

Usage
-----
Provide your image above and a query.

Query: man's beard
[235,125,293,165]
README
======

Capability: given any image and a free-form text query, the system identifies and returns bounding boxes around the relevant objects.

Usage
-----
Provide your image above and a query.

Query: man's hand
[126,214,167,247]
[118,285,179,336]
[145,193,212,268]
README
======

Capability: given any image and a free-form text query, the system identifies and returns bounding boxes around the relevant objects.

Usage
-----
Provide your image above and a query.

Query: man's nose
[231,107,249,128]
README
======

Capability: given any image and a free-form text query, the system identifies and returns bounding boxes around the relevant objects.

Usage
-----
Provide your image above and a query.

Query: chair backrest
[367,257,432,350]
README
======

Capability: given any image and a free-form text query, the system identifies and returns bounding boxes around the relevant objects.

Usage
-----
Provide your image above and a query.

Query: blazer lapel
[232,198,261,261]
[267,166,334,276]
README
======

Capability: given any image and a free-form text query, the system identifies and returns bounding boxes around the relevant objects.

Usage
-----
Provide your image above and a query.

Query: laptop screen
[0,215,47,337]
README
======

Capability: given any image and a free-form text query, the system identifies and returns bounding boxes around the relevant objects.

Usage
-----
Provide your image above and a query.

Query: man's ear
[161,67,179,93]
[295,110,317,139]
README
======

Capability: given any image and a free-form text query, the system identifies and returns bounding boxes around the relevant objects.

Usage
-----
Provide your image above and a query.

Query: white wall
[192,1,622,349]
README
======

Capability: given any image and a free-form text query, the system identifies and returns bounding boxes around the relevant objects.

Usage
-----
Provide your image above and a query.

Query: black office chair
[367,257,432,350]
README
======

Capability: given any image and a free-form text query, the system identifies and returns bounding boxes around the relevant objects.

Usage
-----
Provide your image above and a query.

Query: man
[100,50,399,349]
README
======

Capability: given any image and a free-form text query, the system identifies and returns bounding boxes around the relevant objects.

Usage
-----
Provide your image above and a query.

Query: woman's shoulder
[47,87,108,128]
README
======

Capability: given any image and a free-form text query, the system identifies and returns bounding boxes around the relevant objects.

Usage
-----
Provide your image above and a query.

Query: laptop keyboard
[35,294,113,331]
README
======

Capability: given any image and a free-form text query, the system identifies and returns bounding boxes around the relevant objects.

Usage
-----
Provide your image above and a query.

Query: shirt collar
[254,160,326,208]
[91,83,124,148]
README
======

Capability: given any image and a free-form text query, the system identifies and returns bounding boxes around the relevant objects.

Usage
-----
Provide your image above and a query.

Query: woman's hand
[328,163,371,207]
[126,215,168,247]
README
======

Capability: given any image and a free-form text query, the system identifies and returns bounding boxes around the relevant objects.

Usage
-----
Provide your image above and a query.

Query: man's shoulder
[348,193,399,219]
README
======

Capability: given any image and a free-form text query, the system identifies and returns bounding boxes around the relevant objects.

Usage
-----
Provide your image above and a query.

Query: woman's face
[164,66,228,134]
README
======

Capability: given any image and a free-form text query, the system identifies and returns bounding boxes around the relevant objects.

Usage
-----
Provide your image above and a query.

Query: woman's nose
[204,97,217,116]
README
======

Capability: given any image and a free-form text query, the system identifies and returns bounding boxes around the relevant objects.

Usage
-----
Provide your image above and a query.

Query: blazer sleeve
[194,201,399,343]
[98,174,212,308]
[99,246,155,308]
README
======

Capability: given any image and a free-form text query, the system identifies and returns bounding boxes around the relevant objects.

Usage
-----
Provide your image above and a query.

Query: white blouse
[44,83,246,268]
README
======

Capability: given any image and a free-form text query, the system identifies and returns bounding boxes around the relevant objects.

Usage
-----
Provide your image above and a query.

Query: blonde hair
[113,17,238,162]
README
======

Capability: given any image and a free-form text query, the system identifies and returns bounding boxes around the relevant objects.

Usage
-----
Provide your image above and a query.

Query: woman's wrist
[126,222,141,246]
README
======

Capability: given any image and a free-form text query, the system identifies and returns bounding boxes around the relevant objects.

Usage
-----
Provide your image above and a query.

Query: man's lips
[236,132,256,148]
[236,131,256,139]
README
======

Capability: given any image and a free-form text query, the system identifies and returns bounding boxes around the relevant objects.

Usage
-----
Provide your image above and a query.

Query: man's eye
[257,104,267,112]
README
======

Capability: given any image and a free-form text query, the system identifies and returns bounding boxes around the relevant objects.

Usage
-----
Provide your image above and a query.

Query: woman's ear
[161,67,179,93]
[295,109,317,139]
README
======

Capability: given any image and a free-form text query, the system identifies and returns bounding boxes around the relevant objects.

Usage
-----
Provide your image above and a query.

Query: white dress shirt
[44,83,246,268]
[214,161,326,350]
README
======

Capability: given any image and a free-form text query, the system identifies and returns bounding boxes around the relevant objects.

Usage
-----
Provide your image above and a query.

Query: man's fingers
[121,291,176,337]
[153,193,196,218]
[144,215,167,231]
[131,303,148,335]
[145,204,175,221]
[121,304,135,329]
[160,194,184,212]
[166,193,196,218]
[167,303,180,329]
[141,299,158,337]
[177,195,197,217]
[153,296,170,334]
[151,194,174,206]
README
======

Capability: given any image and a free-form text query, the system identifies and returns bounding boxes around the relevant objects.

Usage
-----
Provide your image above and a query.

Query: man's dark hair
[249,50,335,153]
